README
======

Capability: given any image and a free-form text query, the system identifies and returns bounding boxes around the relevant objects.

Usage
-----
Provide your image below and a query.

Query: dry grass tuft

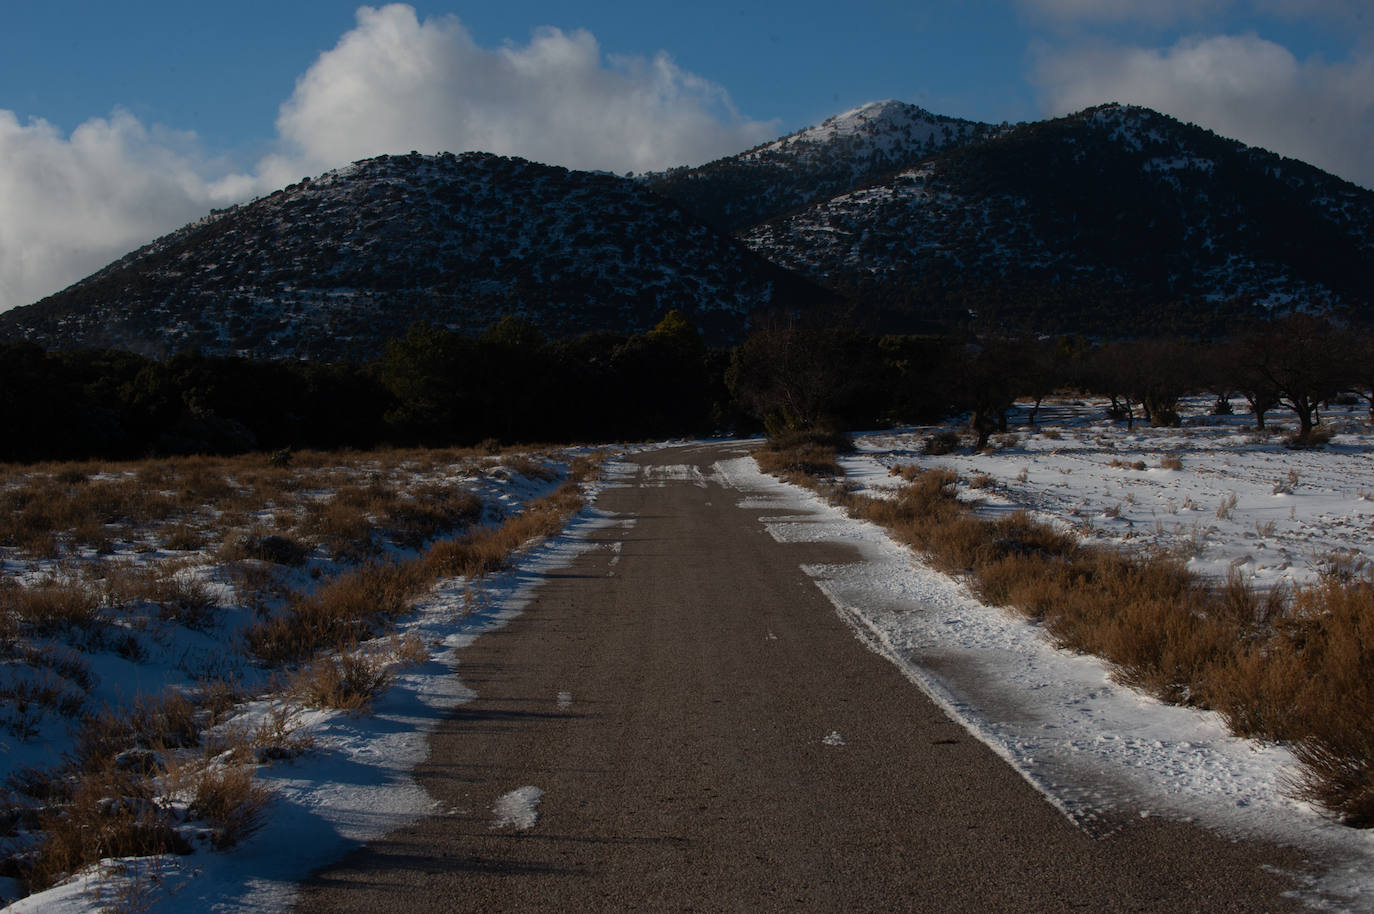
[754,443,842,482]
[502,455,557,481]
[424,483,585,580]
[185,764,274,848]
[25,766,190,891]
[6,581,102,634]
[244,561,424,664]
[290,647,394,712]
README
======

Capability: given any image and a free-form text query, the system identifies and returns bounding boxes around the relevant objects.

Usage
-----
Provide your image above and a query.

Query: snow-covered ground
[849,396,1374,590]
[12,405,1374,911]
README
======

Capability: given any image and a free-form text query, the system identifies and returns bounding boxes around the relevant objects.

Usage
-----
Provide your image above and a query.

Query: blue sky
[2,1,1371,311]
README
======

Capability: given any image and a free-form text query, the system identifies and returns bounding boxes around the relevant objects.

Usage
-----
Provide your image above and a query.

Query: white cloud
[0,3,775,312]
[266,4,775,181]
[1034,33,1374,187]
[0,109,261,312]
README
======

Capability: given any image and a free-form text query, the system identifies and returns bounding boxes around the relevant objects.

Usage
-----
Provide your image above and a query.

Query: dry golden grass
[501,454,557,481]
[25,765,190,891]
[754,444,842,483]
[424,482,585,580]
[181,762,274,849]
[289,647,395,712]
[4,580,102,634]
[244,561,425,664]
[381,484,484,548]
[246,469,592,665]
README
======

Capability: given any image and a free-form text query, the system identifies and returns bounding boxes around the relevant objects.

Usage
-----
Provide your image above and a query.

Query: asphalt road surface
[295,443,1308,913]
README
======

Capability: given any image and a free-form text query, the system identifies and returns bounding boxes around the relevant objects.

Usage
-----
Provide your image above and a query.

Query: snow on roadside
[711,451,1374,912]
[4,459,636,914]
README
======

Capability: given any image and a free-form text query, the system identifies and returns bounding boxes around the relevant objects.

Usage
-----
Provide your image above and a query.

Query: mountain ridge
[736,103,1374,334]
[643,99,1001,231]
[0,151,833,360]
[2,99,1370,358]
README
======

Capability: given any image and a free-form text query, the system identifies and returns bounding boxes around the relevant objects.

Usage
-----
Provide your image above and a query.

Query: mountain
[645,99,999,231]
[4,101,1370,358]
[0,152,831,360]
[738,104,1374,335]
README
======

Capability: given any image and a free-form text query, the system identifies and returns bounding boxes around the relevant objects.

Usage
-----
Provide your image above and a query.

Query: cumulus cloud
[0,109,261,311]
[263,4,776,182]
[0,3,775,312]
[1034,34,1374,187]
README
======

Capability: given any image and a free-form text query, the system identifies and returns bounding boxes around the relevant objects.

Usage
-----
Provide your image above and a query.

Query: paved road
[295,444,1306,912]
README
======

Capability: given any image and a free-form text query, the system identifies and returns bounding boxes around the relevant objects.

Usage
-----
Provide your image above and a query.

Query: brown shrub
[245,562,424,664]
[290,649,394,712]
[185,764,274,848]
[73,692,203,771]
[1288,735,1374,827]
[503,455,556,481]
[25,766,189,891]
[7,582,102,634]
[922,431,961,455]
[301,498,376,559]
[754,443,842,481]
[384,484,484,548]
[567,453,603,484]
[163,523,205,551]
[888,463,921,482]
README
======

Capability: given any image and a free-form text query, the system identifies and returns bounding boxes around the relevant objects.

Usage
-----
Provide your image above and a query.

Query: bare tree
[1239,315,1348,442]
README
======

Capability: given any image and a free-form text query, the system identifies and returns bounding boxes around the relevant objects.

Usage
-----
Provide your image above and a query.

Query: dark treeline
[3,311,1370,464]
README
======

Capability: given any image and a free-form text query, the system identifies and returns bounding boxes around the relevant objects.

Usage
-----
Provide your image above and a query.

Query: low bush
[245,561,424,664]
[185,763,274,849]
[6,582,102,634]
[290,649,393,712]
[25,766,190,892]
[922,430,961,455]
[1286,425,1334,449]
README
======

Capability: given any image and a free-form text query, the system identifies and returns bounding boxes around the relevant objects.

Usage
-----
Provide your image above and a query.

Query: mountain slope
[645,99,998,232]
[0,152,830,360]
[739,104,1374,334]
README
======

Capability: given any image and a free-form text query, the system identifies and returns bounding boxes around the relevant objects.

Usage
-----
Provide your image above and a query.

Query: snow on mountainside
[645,99,998,232]
[3,100,1370,358]
[740,104,1374,335]
[0,153,828,360]
[747,98,983,161]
